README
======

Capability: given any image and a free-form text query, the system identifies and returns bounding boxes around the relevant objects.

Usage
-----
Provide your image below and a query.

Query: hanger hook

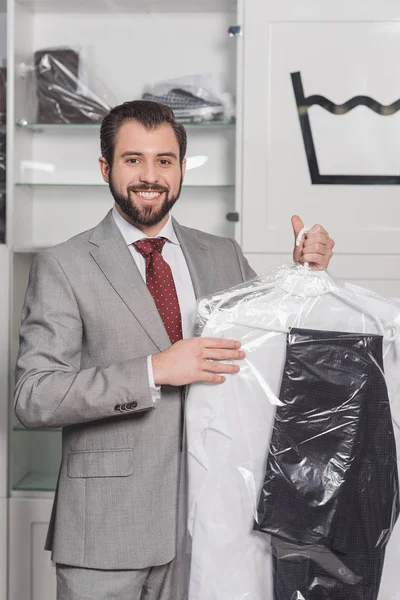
[295,227,310,270]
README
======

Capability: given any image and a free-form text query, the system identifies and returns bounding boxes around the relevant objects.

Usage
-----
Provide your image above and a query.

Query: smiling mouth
[132,191,165,200]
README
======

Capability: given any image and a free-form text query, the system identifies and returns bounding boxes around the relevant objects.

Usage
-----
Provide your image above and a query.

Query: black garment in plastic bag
[255,328,400,600]
[34,48,111,124]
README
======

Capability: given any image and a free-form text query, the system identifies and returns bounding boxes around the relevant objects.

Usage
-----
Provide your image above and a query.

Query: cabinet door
[0,498,6,600]
[241,0,400,295]
[31,521,57,600]
[9,498,55,600]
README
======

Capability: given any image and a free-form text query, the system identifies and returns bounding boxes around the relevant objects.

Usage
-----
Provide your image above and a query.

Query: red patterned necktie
[134,237,183,344]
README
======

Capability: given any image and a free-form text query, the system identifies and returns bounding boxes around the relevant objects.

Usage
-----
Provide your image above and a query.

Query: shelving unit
[8,0,241,482]
[6,1,243,597]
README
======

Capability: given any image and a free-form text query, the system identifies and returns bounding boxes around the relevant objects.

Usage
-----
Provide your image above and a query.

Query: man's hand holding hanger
[292,215,335,270]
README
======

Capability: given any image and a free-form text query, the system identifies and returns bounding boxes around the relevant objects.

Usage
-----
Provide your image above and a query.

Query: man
[14,100,334,600]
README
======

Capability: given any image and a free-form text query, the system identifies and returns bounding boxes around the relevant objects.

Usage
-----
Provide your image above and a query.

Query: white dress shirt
[112,206,197,401]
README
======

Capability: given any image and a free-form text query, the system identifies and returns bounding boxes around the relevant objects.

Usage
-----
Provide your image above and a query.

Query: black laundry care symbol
[291,71,400,185]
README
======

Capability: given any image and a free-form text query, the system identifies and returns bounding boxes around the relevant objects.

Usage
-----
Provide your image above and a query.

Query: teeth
[137,192,161,199]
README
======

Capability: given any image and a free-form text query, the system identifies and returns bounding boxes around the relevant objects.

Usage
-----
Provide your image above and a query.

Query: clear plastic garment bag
[181,264,400,600]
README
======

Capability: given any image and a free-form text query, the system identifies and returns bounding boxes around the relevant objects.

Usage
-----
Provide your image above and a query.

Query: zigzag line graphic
[291,71,400,115]
[302,94,400,116]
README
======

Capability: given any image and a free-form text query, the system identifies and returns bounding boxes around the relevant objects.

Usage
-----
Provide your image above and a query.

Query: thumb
[291,215,305,241]
[292,215,305,263]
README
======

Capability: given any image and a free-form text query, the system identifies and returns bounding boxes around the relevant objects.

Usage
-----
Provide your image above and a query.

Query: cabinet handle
[226,212,239,222]
[228,26,242,37]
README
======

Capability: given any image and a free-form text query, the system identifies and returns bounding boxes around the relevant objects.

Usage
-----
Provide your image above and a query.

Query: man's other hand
[152,338,245,386]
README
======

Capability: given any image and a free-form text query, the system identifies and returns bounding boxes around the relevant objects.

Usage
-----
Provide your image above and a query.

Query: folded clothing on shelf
[0,190,5,244]
[0,66,6,124]
[34,48,111,124]
[142,87,225,123]
[0,132,5,184]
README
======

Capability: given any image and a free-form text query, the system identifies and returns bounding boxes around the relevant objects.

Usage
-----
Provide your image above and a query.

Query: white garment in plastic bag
[183,264,400,600]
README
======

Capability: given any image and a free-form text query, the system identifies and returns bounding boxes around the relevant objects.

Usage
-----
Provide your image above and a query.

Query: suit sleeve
[14,251,155,428]
[231,239,257,281]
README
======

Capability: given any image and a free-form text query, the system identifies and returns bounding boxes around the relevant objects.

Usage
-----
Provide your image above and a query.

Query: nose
[139,161,159,185]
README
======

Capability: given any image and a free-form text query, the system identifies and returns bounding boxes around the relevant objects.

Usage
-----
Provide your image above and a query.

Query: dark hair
[100,100,187,167]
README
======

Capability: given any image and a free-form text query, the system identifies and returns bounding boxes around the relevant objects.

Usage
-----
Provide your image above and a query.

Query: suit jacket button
[120,404,127,411]
[130,401,138,409]
[114,405,121,412]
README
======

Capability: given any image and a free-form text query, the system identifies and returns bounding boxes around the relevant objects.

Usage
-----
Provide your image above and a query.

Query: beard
[109,172,183,228]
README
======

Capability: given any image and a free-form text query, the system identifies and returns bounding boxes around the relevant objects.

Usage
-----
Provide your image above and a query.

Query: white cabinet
[0,499,6,600]
[240,0,400,297]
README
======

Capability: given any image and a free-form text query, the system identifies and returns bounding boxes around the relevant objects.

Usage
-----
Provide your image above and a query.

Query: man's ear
[99,156,110,183]
[181,157,187,180]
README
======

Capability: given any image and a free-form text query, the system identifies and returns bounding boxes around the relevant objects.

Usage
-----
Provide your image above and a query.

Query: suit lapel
[172,218,211,299]
[89,211,171,352]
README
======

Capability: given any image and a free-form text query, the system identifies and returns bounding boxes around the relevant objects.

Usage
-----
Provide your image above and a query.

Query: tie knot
[134,237,167,257]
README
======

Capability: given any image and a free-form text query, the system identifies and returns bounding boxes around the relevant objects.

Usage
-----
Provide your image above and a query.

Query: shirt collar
[112,205,180,246]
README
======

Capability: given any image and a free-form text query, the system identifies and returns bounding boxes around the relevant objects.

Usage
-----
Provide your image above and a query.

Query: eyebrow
[120,151,178,159]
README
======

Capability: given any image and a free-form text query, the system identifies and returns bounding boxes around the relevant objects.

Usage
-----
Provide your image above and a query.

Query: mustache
[128,184,169,193]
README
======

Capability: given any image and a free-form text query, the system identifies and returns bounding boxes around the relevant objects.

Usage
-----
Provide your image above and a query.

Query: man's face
[100,121,186,230]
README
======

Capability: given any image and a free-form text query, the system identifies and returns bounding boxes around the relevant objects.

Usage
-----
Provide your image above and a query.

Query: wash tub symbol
[291,71,400,185]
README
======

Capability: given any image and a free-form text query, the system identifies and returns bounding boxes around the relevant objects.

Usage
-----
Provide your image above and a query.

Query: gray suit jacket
[14,210,256,569]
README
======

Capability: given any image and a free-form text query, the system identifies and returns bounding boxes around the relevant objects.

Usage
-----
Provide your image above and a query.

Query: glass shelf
[16,120,235,133]
[13,471,58,492]
[13,425,61,432]
[12,246,49,253]
[15,183,235,188]
[17,0,236,14]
